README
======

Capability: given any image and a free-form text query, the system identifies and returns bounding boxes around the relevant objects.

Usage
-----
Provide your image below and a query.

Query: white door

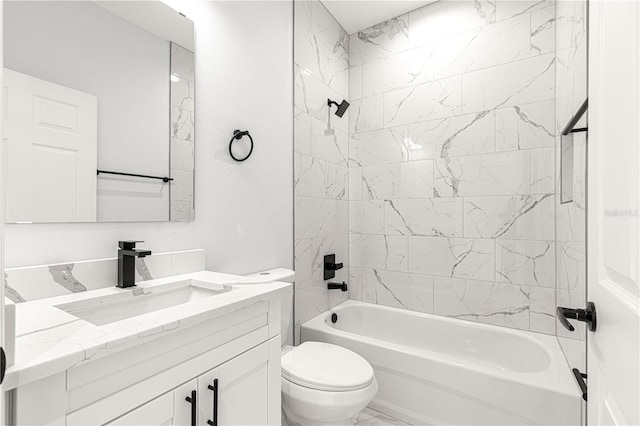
[587,1,640,425]
[3,68,97,222]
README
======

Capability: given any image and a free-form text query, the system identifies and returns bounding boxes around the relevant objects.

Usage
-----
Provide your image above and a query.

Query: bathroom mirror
[3,1,195,223]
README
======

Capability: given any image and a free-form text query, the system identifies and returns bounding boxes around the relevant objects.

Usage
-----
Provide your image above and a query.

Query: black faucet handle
[119,240,145,250]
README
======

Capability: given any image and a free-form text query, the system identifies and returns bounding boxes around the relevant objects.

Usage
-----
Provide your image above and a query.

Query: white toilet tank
[244,268,295,346]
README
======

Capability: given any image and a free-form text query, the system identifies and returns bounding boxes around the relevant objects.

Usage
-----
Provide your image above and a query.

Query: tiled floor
[355,408,412,426]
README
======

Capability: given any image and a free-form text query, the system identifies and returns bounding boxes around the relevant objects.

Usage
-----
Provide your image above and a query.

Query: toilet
[244,269,378,425]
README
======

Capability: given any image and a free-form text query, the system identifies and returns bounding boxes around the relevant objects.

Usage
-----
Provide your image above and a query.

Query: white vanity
[4,271,290,426]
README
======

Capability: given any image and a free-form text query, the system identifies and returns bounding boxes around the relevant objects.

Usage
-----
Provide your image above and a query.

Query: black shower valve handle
[326,261,343,271]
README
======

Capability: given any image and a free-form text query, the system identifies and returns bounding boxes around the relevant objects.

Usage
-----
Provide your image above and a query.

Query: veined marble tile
[295,65,347,132]
[349,267,375,304]
[171,106,193,142]
[349,200,385,234]
[434,15,531,79]
[296,284,331,325]
[171,201,193,222]
[556,196,586,242]
[362,45,435,97]
[464,194,555,240]
[350,234,407,272]
[496,239,555,287]
[171,43,194,82]
[349,126,408,167]
[295,153,347,199]
[326,37,350,97]
[311,0,347,55]
[170,170,194,203]
[384,199,463,237]
[406,111,495,160]
[5,250,206,303]
[531,6,556,56]
[556,0,586,50]
[530,147,555,194]
[350,14,410,66]
[495,0,552,22]
[170,78,194,112]
[355,408,412,426]
[294,109,312,156]
[362,163,402,200]
[311,116,348,166]
[408,237,495,281]
[293,0,313,31]
[462,53,555,113]
[384,76,462,128]
[365,269,434,314]
[170,138,194,172]
[349,167,363,200]
[530,286,555,334]
[295,19,326,83]
[557,241,585,292]
[312,234,349,284]
[434,277,530,330]
[408,0,495,47]
[294,238,314,284]
[294,197,347,239]
[349,96,384,134]
[434,150,530,197]
[495,100,555,151]
[400,160,434,198]
[350,65,363,101]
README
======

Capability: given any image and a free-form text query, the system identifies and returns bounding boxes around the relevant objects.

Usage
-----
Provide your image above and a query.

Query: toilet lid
[281,342,374,392]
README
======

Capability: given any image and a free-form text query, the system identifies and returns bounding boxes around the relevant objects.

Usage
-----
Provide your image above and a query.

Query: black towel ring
[229,129,253,162]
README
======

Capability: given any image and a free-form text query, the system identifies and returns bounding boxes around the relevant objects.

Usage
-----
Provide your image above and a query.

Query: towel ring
[229,129,253,162]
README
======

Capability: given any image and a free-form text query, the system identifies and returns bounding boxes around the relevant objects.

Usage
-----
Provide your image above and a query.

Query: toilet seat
[281,341,374,392]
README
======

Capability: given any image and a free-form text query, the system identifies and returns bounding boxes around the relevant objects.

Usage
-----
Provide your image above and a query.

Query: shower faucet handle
[324,254,343,280]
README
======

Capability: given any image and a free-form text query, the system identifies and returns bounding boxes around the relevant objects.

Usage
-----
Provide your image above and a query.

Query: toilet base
[282,406,357,426]
[281,377,378,426]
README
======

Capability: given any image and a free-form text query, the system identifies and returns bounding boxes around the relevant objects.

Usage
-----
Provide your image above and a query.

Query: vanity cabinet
[108,342,269,426]
[9,299,282,426]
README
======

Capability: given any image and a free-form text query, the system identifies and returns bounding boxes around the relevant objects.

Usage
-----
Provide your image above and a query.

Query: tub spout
[328,282,348,292]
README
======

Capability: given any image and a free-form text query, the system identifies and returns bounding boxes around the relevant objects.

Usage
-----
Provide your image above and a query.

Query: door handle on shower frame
[557,302,597,332]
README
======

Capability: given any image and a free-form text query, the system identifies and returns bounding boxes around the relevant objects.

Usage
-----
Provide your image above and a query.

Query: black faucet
[117,241,152,288]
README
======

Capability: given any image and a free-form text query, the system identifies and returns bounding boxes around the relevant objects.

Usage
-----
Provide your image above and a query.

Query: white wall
[4,0,294,276]
[4,1,171,221]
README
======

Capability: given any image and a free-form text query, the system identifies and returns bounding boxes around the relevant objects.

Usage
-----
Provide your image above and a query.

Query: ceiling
[320,0,437,34]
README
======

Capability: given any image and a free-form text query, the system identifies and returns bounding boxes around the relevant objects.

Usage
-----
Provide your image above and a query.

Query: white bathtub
[301,300,581,426]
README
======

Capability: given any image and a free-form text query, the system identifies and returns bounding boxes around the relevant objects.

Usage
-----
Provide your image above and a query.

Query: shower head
[328,98,350,118]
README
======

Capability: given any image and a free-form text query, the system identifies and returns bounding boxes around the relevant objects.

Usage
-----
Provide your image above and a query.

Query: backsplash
[5,249,205,303]
[347,0,558,335]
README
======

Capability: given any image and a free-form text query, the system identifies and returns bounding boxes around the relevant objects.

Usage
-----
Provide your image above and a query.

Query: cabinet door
[173,379,199,426]
[198,343,270,426]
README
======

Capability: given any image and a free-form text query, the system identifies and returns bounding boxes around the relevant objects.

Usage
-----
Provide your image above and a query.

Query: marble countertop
[5,271,291,390]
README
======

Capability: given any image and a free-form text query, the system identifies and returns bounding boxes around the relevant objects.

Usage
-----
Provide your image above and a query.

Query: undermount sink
[55,279,233,326]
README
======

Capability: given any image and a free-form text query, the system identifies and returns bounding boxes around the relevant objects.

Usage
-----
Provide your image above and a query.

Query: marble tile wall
[170,43,196,221]
[347,0,558,334]
[5,249,206,303]
[294,0,350,342]
[555,0,587,371]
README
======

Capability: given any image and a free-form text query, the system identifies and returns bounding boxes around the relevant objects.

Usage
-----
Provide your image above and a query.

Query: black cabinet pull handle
[207,379,218,426]
[557,301,597,332]
[185,390,196,426]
